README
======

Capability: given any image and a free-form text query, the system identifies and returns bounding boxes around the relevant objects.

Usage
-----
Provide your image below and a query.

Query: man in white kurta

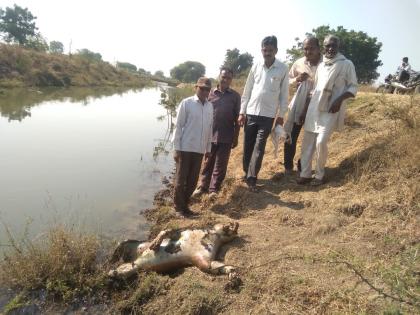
[298,35,358,186]
[280,36,321,176]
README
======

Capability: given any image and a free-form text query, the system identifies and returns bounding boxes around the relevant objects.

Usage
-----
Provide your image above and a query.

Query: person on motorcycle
[397,57,411,83]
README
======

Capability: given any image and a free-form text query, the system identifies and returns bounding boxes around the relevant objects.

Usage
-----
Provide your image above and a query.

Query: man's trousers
[299,129,334,180]
[174,151,203,211]
[243,115,274,185]
[200,142,232,193]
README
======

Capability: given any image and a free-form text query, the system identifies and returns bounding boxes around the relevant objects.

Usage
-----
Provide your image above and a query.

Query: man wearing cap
[172,77,213,217]
[238,35,289,191]
[192,67,241,198]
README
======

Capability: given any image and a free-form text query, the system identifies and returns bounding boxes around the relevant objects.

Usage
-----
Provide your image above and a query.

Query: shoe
[208,192,218,199]
[310,178,325,186]
[174,206,196,217]
[285,169,294,176]
[271,172,283,181]
[192,187,206,198]
[183,207,198,217]
[247,184,259,193]
[272,169,294,181]
[296,177,312,185]
[176,208,197,218]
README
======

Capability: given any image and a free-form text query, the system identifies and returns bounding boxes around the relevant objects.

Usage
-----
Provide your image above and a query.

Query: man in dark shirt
[193,67,241,198]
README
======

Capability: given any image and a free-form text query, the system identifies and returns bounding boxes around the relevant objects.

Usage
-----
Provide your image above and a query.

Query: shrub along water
[0,44,151,88]
[0,224,106,304]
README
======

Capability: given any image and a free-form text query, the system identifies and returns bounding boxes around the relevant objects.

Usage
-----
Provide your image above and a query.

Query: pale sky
[1,0,419,82]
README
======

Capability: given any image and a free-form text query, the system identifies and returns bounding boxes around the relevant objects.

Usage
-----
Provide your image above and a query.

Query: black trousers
[284,122,303,171]
[398,70,410,83]
[173,151,203,211]
[243,115,274,185]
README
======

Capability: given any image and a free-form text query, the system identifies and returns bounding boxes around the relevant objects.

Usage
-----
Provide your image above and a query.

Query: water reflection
[152,87,191,160]
[0,86,141,122]
[0,86,175,244]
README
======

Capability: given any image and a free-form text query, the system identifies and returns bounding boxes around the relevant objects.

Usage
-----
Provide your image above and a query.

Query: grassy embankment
[0,44,151,88]
[1,91,419,314]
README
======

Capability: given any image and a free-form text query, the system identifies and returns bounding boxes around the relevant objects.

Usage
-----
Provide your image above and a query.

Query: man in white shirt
[238,35,289,191]
[297,35,358,186]
[397,57,411,83]
[275,36,321,179]
[172,77,213,216]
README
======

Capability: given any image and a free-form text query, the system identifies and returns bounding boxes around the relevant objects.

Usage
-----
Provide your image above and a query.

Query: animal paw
[228,271,238,281]
[224,271,243,292]
[223,266,236,274]
[108,269,118,278]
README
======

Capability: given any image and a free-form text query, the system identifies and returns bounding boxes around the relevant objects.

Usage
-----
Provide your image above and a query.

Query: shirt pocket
[270,76,281,92]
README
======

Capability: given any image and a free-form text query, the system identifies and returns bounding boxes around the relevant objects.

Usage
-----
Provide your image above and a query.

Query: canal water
[0,86,175,245]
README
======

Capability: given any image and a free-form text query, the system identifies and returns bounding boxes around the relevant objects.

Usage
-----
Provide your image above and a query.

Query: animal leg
[208,260,236,275]
[108,259,142,279]
[109,239,141,264]
[148,229,174,251]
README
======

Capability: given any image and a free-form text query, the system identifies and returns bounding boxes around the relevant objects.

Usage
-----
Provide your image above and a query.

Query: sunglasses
[198,86,211,92]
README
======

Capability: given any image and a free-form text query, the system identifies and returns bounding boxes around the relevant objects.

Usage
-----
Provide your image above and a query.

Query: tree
[222,48,253,75]
[286,25,383,84]
[154,70,164,78]
[170,61,205,83]
[76,49,102,62]
[0,5,37,45]
[49,40,64,54]
[138,68,151,76]
[116,61,137,72]
[25,33,48,51]
[285,37,304,65]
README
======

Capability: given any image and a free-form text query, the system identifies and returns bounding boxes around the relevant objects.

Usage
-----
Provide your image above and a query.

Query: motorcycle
[376,71,420,94]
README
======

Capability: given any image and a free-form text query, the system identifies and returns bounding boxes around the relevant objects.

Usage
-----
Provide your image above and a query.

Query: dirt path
[133,93,419,314]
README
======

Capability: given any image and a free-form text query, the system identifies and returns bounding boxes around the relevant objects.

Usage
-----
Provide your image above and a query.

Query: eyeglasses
[198,86,211,92]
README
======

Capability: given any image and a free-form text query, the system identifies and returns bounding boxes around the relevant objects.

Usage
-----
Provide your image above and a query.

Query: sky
[1,0,419,82]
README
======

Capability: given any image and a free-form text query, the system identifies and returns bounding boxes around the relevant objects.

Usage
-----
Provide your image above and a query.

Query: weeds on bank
[3,294,28,314]
[326,245,420,312]
[381,94,419,129]
[113,272,169,314]
[0,223,105,304]
[345,95,419,210]
[0,44,152,87]
[325,95,420,312]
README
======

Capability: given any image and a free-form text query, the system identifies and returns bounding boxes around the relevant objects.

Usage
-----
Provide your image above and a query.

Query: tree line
[1,4,383,84]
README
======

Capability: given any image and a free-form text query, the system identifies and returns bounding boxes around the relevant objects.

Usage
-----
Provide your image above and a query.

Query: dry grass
[0,44,151,87]
[1,92,419,314]
[0,225,105,304]
[137,92,420,314]
[358,84,377,93]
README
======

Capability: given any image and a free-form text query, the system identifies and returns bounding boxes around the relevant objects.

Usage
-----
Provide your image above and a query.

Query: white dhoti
[300,128,334,180]
[299,53,358,180]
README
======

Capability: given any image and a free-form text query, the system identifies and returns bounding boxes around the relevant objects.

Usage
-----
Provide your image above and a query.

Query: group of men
[171,34,358,217]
